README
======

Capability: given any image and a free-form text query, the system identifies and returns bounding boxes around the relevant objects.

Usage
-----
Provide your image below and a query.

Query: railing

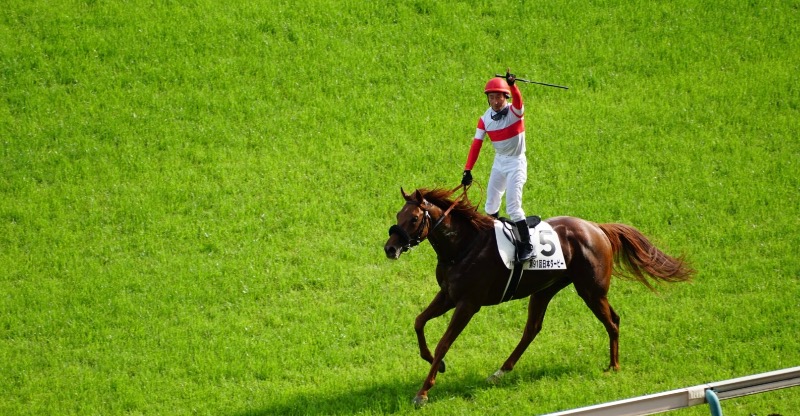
[544,366,800,416]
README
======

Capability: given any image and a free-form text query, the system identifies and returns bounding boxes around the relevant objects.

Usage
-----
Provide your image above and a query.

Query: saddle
[493,217,567,271]
[496,215,541,261]
[494,215,566,303]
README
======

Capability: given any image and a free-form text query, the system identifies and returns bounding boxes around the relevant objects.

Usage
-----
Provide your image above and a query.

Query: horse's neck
[428,217,479,263]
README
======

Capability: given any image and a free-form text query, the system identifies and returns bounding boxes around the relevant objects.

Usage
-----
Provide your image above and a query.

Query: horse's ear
[414,189,424,203]
[401,187,409,200]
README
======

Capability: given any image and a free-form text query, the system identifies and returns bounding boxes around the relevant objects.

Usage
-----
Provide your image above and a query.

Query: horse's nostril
[385,246,397,258]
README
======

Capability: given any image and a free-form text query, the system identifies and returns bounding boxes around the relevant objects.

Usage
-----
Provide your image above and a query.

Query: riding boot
[515,219,536,262]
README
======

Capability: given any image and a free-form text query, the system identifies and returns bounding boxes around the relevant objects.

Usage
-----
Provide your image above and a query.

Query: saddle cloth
[494,219,567,270]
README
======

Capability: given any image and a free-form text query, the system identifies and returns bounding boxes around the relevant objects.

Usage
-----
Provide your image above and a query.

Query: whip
[494,74,569,90]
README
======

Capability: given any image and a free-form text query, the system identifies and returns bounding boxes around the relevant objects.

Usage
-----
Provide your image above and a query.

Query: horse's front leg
[415,289,454,372]
[414,301,479,407]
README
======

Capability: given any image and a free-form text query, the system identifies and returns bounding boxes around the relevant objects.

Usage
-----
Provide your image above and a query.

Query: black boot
[515,220,536,262]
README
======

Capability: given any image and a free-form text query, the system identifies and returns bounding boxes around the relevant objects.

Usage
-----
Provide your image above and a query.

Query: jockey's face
[487,92,507,112]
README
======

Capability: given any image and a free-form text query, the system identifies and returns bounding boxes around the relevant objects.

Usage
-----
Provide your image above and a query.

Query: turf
[1,0,798,414]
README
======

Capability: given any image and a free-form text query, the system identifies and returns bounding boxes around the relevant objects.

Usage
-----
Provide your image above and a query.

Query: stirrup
[517,243,536,262]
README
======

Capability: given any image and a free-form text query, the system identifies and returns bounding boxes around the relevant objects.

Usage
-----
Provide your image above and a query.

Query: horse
[384,187,694,406]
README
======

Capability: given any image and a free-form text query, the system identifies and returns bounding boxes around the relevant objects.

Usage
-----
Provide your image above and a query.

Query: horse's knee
[414,316,426,332]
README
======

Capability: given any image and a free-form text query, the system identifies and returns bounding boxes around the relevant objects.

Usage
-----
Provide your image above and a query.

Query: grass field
[1,0,798,414]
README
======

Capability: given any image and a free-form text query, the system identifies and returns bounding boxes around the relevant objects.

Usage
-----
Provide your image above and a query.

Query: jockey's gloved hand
[505,69,516,86]
[461,170,473,186]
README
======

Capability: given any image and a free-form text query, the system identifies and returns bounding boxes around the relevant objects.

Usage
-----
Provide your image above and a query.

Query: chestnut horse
[384,187,694,406]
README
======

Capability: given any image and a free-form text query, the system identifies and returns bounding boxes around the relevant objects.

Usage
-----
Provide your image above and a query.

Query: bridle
[388,185,469,253]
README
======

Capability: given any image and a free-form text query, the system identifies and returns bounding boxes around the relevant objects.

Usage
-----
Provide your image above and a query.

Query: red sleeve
[464,138,483,170]
[510,83,523,112]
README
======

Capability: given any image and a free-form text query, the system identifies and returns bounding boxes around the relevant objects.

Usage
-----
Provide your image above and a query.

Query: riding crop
[494,74,569,90]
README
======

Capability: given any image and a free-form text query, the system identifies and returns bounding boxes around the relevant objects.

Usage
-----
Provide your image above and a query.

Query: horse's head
[384,188,439,260]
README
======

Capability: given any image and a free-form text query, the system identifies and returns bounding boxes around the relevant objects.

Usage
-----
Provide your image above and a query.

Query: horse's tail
[598,223,695,290]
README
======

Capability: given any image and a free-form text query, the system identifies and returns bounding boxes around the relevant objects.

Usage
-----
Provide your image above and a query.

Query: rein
[429,184,469,232]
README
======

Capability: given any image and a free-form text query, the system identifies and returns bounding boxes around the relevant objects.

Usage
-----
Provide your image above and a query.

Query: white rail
[545,366,800,416]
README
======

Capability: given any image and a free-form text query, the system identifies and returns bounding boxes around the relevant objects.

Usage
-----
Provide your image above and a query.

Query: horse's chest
[436,263,485,301]
[435,263,452,288]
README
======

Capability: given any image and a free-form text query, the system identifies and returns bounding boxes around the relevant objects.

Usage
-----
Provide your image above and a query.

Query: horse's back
[545,216,613,274]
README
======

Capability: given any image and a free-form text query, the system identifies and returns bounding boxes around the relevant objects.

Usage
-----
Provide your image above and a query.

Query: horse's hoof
[487,369,506,385]
[438,360,446,373]
[413,395,429,408]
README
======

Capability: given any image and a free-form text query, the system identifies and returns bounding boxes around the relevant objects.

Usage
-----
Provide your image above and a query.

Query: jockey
[461,70,535,262]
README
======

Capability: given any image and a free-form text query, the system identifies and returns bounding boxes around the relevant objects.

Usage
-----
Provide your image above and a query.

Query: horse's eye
[410,216,419,224]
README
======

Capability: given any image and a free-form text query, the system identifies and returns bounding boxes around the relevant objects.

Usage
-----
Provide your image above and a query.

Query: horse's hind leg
[489,278,571,384]
[577,291,621,371]
[608,304,620,370]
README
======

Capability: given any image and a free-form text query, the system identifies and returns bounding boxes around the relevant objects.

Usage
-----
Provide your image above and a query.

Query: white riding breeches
[485,154,528,222]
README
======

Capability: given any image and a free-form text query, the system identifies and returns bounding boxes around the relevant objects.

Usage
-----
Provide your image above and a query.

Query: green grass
[1,0,798,414]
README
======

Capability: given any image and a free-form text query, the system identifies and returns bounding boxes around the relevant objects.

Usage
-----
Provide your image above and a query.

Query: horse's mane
[418,188,496,232]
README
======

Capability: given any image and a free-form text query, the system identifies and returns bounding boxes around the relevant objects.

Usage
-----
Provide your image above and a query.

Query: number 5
[539,230,556,257]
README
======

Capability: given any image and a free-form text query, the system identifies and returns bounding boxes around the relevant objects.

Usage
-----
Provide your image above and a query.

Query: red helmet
[484,77,511,97]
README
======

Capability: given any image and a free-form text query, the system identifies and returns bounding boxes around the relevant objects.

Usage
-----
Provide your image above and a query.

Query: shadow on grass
[235,364,578,415]
[236,379,418,416]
